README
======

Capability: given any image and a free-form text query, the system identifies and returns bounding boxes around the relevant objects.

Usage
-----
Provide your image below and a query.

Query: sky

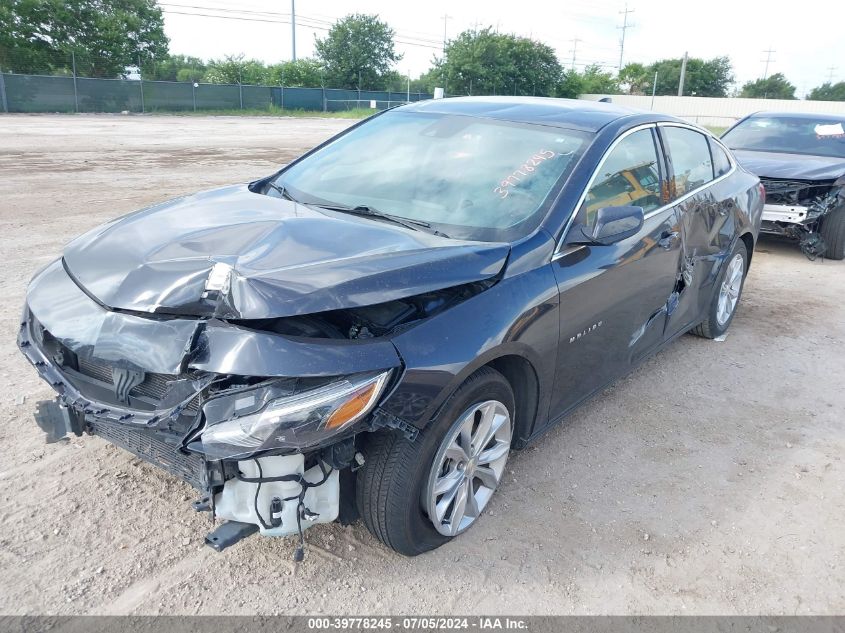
[160,0,845,96]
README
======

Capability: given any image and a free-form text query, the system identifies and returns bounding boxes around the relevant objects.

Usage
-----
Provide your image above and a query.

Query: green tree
[204,55,272,85]
[739,73,796,99]
[807,81,845,101]
[555,65,620,99]
[314,14,401,90]
[145,54,205,82]
[647,56,734,97]
[437,28,562,96]
[619,62,651,94]
[1,0,168,77]
[269,58,324,87]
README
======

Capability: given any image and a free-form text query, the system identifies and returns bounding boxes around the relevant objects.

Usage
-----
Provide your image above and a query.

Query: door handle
[658,231,679,249]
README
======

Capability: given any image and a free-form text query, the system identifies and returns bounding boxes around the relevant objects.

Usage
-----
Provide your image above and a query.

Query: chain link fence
[0,49,432,114]
[0,73,433,114]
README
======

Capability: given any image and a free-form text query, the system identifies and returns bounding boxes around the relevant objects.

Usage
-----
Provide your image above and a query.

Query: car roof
[397,96,670,133]
[747,111,845,122]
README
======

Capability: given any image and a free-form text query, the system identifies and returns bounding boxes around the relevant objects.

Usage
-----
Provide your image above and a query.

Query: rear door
[658,125,733,337]
[547,125,684,423]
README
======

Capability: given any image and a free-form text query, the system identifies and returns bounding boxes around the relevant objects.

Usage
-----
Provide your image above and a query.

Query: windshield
[273,110,591,241]
[722,115,845,159]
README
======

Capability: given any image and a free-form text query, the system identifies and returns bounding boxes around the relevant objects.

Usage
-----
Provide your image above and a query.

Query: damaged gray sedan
[19,97,763,557]
[722,111,845,260]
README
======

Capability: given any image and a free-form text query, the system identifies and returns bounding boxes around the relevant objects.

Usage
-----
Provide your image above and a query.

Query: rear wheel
[819,206,845,260]
[356,367,514,556]
[691,240,748,339]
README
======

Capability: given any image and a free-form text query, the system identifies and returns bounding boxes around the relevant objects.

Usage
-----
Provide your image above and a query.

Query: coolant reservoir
[214,454,339,537]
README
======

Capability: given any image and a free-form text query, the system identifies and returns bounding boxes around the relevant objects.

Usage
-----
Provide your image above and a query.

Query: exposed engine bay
[18,254,498,558]
[760,177,845,260]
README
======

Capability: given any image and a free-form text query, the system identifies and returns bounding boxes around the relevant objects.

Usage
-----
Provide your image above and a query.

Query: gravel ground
[0,114,843,616]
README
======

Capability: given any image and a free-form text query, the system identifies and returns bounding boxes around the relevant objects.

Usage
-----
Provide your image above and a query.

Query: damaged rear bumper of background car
[17,259,405,550]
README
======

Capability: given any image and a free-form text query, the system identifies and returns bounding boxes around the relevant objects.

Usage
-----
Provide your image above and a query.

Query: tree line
[3,0,844,101]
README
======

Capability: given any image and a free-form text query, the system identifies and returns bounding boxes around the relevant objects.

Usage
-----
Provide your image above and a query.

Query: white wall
[580,94,845,128]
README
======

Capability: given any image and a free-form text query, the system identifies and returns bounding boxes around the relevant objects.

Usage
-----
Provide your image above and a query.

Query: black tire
[691,240,748,339]
[819,206,845,260]
[356,366,515,556]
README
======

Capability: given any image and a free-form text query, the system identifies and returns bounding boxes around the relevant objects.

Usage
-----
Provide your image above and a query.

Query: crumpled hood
[62,185,509,319]
[732,149,845,181]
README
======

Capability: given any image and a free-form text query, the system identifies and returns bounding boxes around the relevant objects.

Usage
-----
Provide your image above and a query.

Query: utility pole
[291,0,297,61]
[569,38,581,71]
[761,47,775,81]
[617,4,634,71]
[827,65,837,83]
[441,14,451,57]
[677,51,688,96]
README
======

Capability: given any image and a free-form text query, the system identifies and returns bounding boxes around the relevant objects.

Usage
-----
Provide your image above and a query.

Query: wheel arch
[423,347,542,450]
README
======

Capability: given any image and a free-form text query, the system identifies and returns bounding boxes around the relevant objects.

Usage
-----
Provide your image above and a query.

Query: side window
[709,139,732,177]
[583,128,662,228]
[663,126,714,198]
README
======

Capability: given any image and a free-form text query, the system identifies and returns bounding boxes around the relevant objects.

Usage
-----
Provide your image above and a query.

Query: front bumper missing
[762,203,810,225]
[17,260,402,552]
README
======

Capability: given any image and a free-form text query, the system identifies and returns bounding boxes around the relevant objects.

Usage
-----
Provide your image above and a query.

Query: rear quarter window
[709,139,732,177]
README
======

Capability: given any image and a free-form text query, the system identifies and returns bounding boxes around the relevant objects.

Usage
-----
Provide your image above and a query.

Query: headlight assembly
[200,370,391,460]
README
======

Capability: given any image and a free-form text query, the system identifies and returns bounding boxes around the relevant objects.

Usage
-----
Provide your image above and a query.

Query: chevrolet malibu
[19,97,763,557]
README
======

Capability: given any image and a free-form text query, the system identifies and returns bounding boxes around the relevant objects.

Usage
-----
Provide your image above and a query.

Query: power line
[160,3,444,45]
[617,3,634,71]
[159,6,444,49]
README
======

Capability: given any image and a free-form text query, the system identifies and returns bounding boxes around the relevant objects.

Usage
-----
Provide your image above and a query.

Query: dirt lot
[0,114,843,616]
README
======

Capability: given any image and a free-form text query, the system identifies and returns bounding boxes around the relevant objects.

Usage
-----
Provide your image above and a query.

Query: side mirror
[579,205,644,245]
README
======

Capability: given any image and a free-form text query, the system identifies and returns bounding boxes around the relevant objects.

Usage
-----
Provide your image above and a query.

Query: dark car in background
[19,97,763,557]
[722,111,845,259]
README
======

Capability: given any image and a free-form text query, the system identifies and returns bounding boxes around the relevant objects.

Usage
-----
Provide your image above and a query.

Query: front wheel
[819,206,845,260]
[356,367,514,556]
[691,240,748,339]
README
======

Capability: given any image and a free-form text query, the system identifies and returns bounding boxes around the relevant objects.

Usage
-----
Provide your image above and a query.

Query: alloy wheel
[423,400,512,537]
[716,253,744,326]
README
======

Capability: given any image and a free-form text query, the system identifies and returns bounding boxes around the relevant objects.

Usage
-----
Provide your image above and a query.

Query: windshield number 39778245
[493,149,556,199]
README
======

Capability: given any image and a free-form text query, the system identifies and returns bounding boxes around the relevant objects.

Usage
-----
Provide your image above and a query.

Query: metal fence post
[322,87,326,112]
[0,72,8,113]
[239,82,243,109]
[192,82,196,111]
[138,55,145,113]
[71,51,79,113]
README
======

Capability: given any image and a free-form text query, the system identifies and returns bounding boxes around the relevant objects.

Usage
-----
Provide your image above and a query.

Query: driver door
[546,126,684,423]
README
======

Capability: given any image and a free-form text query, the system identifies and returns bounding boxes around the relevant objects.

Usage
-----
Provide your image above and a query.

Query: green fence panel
[76,77,141,113]
[281,87,323,111]
[143,80,194,111]
[4,74,76,113]
[241,84,272,110]
[195,83,241,109]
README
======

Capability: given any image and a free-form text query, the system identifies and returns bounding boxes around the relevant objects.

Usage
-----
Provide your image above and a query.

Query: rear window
[722,115,845,159]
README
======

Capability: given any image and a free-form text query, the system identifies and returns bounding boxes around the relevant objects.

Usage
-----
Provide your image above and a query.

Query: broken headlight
[200,370,390,459]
